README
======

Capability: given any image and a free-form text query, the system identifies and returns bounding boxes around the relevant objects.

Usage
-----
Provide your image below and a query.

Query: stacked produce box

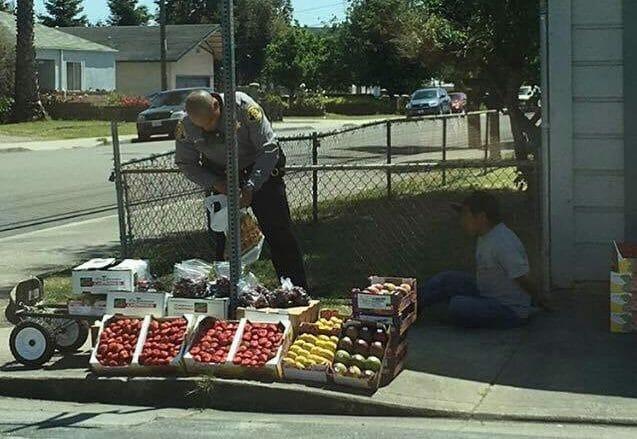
[610,242,637,332]
[350,276,417,385]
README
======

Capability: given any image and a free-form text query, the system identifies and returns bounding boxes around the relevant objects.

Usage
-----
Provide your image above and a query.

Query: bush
[261,93,287,121]
[284,94,326,117]
[324,95,395,115]
[119,96,150,108]
[0,96,13,123]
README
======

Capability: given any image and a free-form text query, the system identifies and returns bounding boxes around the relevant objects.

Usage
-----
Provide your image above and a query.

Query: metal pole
[159,0,168,91]
[484,112,490,160]
[386,121,392,197]
[221,0,241,313]
[442,117,447,185]
[111,121,128,257]
[312,132,319,223]
[539,0,551,294]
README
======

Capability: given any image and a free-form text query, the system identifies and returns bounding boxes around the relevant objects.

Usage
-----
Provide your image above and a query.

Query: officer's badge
[175,120,186,141]
[246,105,262,123]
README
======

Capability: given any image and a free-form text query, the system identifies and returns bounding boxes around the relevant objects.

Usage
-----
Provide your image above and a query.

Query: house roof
[61,24,221,62]
[0,12,117,52]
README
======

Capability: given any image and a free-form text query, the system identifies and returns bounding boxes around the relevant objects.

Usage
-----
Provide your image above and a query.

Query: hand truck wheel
[9,321,55,367]
[55,320,89,353]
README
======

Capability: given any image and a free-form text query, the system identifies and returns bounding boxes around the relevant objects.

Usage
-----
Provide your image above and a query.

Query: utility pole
[221,0,241,314]
[160,0,168,90]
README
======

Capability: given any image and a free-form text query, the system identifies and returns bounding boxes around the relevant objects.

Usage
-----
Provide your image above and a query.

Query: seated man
[420,191,546,329]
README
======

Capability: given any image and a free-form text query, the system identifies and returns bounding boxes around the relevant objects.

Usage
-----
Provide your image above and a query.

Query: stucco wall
[116,61,163,96]
[169,45,214,89]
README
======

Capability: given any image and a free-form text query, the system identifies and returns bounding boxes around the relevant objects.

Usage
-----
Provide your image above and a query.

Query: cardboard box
[134,315,196,374]
[225,319,293,380]
[351,276,417,317]
[612,241,637,275]
[72,258,150,295]
[236,300,320,335]
[89,315,149,375]
[166,297,229,319]
[182,316,243,376]
[610,312,637,333]
[610,293,637,313]
[610,271,637,294]
[356,298,417,337]
[106,291,169,317]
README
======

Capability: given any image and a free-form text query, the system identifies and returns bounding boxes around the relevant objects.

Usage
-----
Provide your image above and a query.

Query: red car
[449,92,467,113]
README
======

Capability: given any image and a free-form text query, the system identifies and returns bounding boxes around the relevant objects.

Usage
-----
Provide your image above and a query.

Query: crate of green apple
[351,276,417,317]
[330,320,391,390]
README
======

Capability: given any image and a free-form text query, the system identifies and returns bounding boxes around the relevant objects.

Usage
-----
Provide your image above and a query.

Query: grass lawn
[0,120,138,140]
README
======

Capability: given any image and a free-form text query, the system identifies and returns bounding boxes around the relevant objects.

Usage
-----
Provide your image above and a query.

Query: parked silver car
[137,87,212,141]
[406,87,452,117]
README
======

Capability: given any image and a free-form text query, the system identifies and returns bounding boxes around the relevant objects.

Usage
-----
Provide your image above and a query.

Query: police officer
[174,90,307,289]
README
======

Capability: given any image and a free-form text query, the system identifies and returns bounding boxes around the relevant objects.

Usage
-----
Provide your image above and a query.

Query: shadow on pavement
[406,289,637,399]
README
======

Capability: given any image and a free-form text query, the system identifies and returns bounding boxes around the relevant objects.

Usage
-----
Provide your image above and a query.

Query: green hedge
[324,95,395,115]
[0,96,12,123]
[284,94,326,117]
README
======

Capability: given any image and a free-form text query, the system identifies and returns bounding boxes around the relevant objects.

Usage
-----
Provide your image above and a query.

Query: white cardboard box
[166,297,229,319]
[90,315,149,375]
[68,300,107,316]
[106,291,169,317]
[72,258,150,295]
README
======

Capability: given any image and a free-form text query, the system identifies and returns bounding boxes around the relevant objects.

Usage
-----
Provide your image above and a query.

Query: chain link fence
[115,113,536,295]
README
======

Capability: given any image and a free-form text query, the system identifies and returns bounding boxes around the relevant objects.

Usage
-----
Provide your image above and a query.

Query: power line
[294,1,346,15]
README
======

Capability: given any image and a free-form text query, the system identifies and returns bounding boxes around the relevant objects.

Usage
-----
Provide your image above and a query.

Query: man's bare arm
[515,275,553,311]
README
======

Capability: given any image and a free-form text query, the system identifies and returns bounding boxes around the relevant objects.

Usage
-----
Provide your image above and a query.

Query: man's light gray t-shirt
[476,223,531,318]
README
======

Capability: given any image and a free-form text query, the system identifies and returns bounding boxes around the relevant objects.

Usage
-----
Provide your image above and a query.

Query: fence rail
[114,113,535,295]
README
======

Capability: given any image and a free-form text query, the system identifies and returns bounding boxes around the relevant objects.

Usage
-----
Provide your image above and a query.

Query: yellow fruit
[300,334,317,343]
[301,341,315,350]
[329,336,339,344]
[295,361,306,369]
[319,318,329,325]
[298,357,313,367]
[318,335,330,342]
[310,346,322,355]
[286,351,298,360]
[283,357,297,367]
[330,316,342,324]
[324,341,337,351]
[317,349,334,361]
[289,345,303,354]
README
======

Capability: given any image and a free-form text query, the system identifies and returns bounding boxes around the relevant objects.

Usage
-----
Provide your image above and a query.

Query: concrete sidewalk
[1,289,635,424]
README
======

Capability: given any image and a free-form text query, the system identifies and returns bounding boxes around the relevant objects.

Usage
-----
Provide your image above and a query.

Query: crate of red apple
[137,316,193,372]
[90,315,146,374]
[182,317,242,375]
[229,321,291,379]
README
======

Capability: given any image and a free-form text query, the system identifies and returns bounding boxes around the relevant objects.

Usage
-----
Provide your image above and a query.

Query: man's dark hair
[462,191,502,223]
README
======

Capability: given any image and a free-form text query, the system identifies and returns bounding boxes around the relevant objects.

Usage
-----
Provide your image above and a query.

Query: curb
[1,374,636,426]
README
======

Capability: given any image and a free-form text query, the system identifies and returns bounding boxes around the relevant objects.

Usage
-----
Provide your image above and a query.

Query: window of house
[66,62,82,90]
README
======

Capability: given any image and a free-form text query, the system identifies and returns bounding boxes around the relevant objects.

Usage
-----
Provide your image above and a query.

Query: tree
[0,26,15,97]
[108,0,151,26]
[161,0,218,24]
[0,1,14,12]
[13,0,45,121]
[400,0,540,163]
[39,0,88,27]
[341,0,425,94]
[317,24,355,92]
[263,25,325,93]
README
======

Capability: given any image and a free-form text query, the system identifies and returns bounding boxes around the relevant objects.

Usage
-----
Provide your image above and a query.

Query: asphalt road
[0,397,634,439]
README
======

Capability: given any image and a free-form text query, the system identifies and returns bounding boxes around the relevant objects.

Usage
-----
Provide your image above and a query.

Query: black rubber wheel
[9,321,55,367]
[54,320,89,353]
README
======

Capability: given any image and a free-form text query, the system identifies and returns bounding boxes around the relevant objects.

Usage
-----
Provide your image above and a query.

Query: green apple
[351,353,366,368]
[335,350,351,365]
[333,362,348,375]
[348,365,362,378]
[365,355,382,372]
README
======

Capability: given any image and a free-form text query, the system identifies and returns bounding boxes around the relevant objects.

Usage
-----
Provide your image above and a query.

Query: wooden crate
[236,300,320,335]
[351,276,417,317]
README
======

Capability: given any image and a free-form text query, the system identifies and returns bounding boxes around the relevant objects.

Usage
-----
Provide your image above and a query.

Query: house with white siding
[546,0,630,287]
[0,12,117,91]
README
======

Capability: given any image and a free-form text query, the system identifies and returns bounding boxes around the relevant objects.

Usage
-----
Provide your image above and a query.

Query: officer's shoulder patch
[246,104,263,123]
[175,120,186,141]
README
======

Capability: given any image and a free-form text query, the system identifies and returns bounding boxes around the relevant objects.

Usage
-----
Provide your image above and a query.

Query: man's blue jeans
[419,271,526,329]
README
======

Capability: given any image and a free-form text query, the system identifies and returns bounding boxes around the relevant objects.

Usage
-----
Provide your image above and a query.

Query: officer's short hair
[185,90,219,118]
[462,191,501,224]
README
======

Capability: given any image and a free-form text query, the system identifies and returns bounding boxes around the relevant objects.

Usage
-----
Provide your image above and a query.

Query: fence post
[111,121,128,257]
[442,117,447,186]
[386,120,392,197]
[312,132,319,223]
[484,112,490,161]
